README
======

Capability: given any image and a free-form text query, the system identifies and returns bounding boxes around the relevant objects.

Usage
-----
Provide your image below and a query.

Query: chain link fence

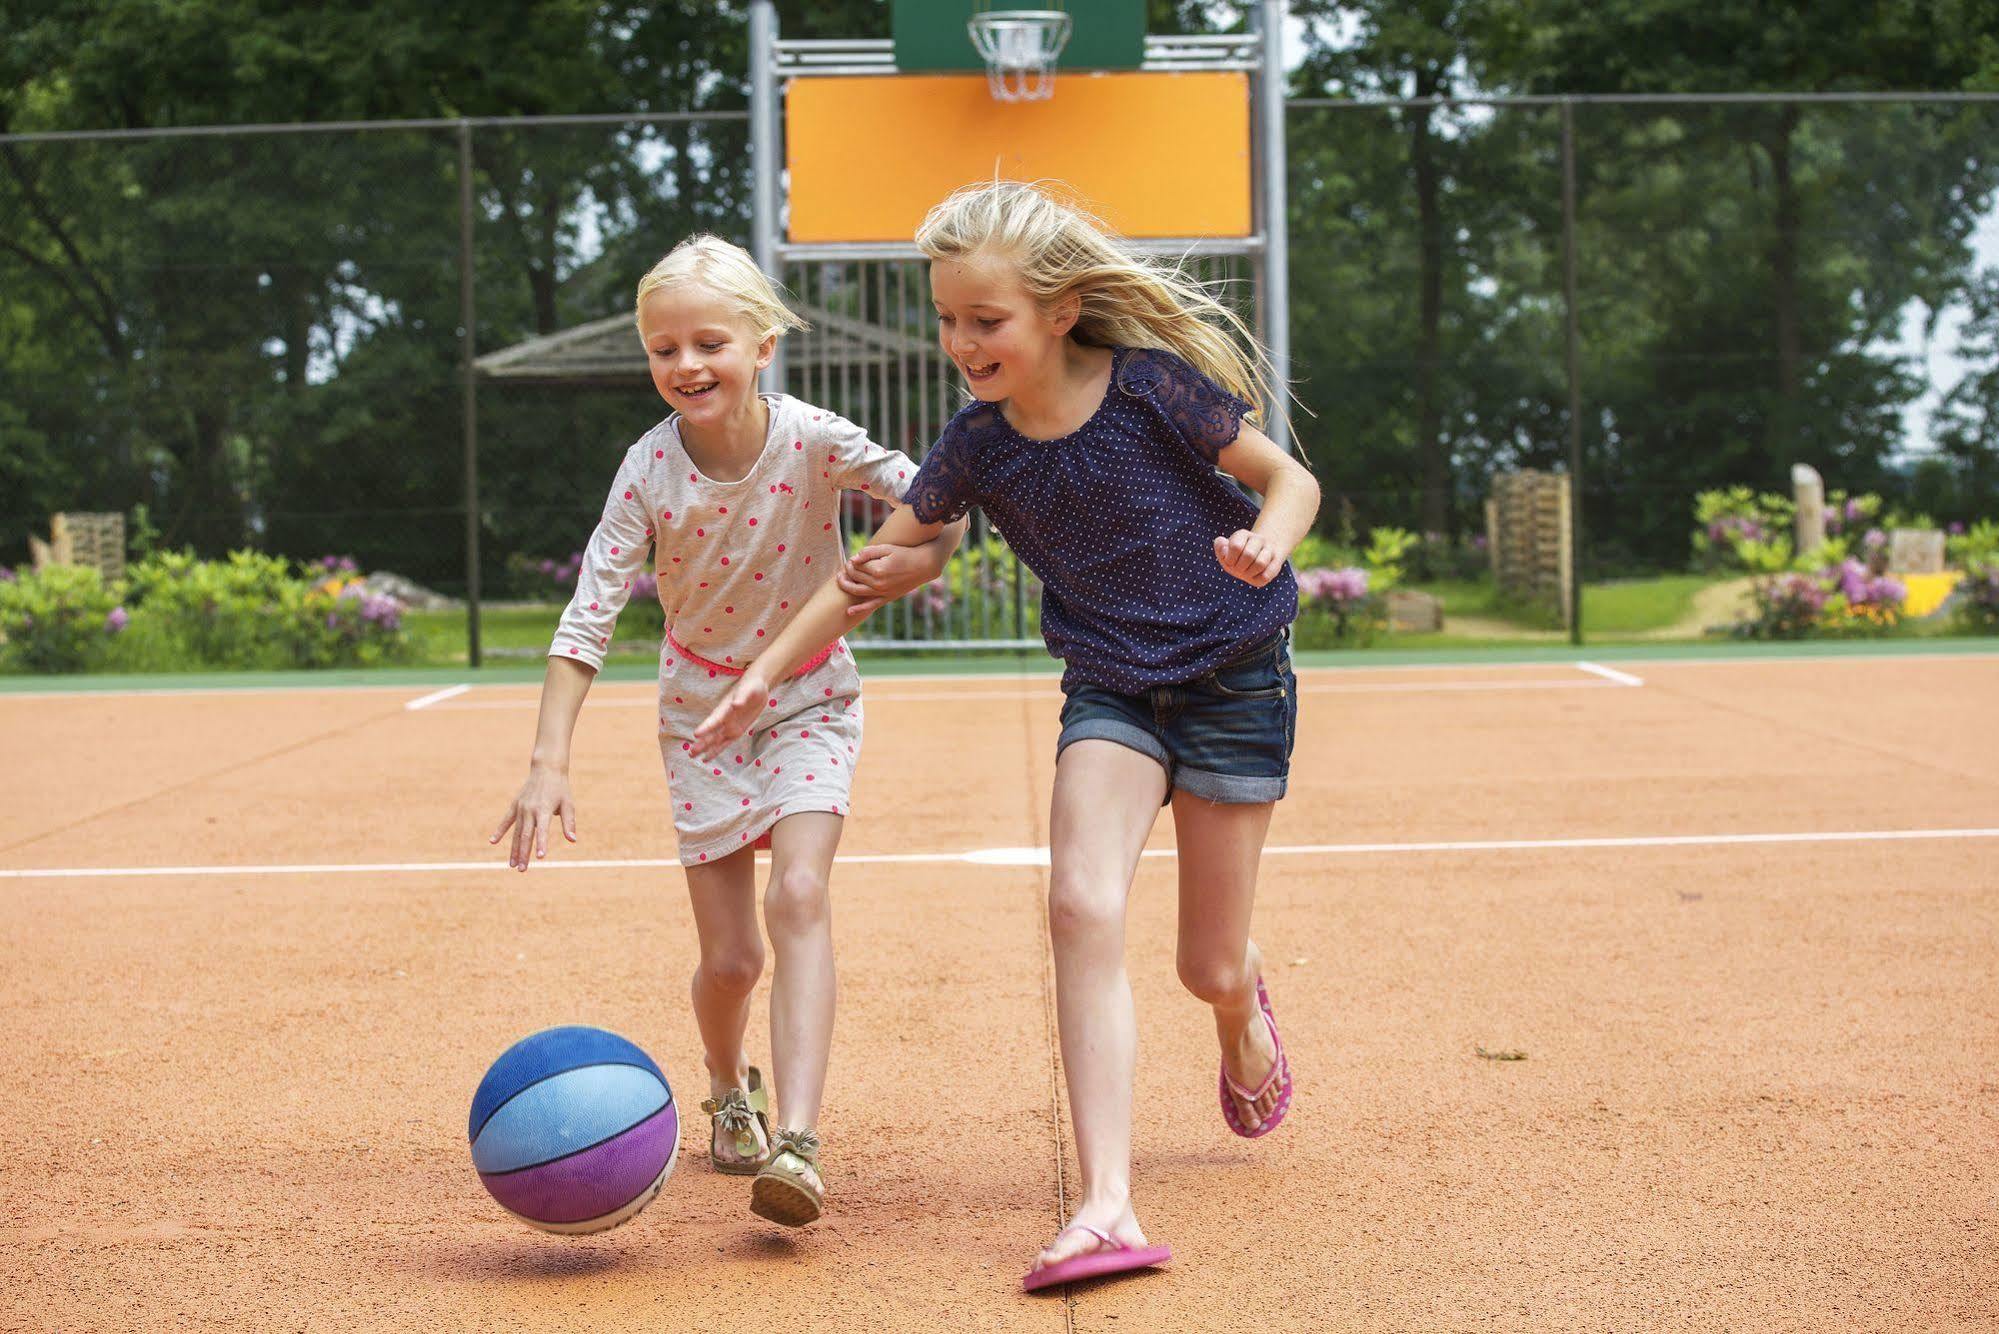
[5,97,1997,660]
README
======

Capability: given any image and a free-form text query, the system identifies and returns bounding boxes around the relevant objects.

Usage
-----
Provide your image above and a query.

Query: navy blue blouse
[904,345,1299,692]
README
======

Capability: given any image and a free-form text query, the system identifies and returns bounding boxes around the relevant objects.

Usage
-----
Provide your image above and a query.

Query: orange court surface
[3,649,1996,1330]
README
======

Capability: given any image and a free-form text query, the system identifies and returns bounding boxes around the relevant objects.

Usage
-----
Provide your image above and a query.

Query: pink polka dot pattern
[550,399,895,861]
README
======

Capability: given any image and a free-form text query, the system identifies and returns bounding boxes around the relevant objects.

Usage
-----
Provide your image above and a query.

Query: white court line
[403,683,470,711]
[1576,661,1646,687]
[432,677,1625,710]
[5,826,1995,880]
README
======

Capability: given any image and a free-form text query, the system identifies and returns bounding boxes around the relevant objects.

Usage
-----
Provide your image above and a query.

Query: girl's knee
[763,865,830,936]
[698,946,765,996]
[1176,948,1250,1006]
[1046,873,1124,942]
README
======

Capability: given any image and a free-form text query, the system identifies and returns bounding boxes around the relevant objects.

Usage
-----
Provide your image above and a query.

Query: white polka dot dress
[550,395,916,864]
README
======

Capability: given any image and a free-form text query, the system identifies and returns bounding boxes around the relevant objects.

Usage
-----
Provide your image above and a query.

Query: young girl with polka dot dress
[694,183,1322,1289]
[491,235,964,1229]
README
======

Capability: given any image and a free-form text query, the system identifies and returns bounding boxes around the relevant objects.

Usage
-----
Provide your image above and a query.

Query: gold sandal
[750,1127,824,1227]
[699,1067,771,1175]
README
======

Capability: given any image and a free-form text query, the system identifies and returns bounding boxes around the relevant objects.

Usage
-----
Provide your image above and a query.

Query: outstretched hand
[489,765,577,871]
[1214,529,1283,587]
[692,669,771,760]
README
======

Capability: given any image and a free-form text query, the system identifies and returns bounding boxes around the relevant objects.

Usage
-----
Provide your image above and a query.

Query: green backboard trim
[891,0,1145,73]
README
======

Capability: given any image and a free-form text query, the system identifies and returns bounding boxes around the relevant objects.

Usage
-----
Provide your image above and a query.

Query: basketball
[468,1026,680,1234]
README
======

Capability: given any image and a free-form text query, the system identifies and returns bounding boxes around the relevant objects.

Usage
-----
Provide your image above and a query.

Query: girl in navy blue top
[695,181,1322,1289]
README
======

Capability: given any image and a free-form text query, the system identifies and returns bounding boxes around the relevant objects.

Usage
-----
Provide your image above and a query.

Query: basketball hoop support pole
[1255,0,1291,451]
[750,0,785,390]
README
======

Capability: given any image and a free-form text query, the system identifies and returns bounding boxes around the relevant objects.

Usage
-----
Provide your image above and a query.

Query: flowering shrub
[1956,563,1999,633]
[1693,487,1795,572]
[1740,572,1828,639]
[1948,520,1999,571]
[1737,558,1905,640]
[0,550,414,673]
[0,564,125,672]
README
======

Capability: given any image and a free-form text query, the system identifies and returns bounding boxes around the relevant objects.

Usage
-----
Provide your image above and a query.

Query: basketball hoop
[967,9,1072,102]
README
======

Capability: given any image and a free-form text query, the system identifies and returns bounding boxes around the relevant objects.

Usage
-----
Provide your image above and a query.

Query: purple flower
[1862,528,1886,551]
[0,566,14,583]
[359,594,403,630]
[105,606,129,634]
[1298,566,1370,613]
[1845,498,1865,521]
[1948,521,1965,536]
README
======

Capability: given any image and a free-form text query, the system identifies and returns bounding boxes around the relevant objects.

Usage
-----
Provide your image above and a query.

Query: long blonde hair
[635,234,807,343]
[914,181,1282,421]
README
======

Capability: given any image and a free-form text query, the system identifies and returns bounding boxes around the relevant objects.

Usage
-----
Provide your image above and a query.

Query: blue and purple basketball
[469,1026,680,1234]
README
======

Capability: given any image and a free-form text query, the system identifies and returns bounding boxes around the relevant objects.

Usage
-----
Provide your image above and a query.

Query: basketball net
[966,9,1073,102]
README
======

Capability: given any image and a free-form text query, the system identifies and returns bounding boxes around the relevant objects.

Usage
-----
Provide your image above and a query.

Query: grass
[1580,574,1719,634]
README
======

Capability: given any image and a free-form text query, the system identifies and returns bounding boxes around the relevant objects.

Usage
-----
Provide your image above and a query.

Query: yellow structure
[786,72,1251,243]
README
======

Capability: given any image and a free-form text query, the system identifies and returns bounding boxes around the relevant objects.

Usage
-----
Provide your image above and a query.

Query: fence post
[1256,0,1291,451]
[1561,98,1584,645]
[750,0,783,392]
[459,119,482,668]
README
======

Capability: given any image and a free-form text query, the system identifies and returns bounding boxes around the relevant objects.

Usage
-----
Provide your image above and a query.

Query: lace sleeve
[1118,347,1253,464]
[902,412,980,526]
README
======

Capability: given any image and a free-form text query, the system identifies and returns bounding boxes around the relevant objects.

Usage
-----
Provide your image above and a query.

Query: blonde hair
[635,234,807,343]
[915,181,1282,421]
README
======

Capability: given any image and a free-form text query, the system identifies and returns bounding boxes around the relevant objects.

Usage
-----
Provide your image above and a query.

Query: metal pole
[458,119,482,669]
[1258,0,1292,451]
[1561,99,1584,646]
[750,0,784,391]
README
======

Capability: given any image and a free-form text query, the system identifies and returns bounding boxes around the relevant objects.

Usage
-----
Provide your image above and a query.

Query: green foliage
[1693,487,1795,572]
[1362,526,1416,592]
[0,549,420,673]
[0,565,124,673]
[1955,562,1999,633]
[1948,519,1999,568]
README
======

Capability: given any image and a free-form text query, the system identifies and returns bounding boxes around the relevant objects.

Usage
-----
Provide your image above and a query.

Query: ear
[755,333,778,370]
[1047,290,1081,338]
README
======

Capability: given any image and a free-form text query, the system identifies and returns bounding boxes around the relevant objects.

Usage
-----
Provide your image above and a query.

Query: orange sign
[786,72,1251,243]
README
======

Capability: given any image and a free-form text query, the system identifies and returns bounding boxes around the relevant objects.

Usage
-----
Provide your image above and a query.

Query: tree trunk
[1410,79,1447,535]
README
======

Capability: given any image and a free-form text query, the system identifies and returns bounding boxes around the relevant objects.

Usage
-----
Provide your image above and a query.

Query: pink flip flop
[1219,975,1293,1138]
[1021,1223,1172,1293]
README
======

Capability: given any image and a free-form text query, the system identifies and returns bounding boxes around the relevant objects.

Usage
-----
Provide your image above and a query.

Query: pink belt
[666,626,838,680]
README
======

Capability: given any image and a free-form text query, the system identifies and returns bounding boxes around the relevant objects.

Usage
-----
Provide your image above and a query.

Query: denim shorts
[1056,630,1297,804]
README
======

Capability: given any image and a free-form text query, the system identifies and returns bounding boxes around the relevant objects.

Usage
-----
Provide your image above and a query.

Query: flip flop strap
[1057,1222,1120,1252]
[1224,1006,1286,1103]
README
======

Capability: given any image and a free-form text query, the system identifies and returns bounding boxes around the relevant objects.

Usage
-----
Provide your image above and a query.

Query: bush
[1947,520,1999,570]
[0,550,414,674]
[1956,563,1999,633]
[1735,560,1905,640]
[1693,486,1795,573]
[0,564,126,672]
[1294,567,1380,647]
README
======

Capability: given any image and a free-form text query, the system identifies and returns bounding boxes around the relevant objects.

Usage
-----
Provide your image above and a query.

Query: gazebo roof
[475,302,934,387]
